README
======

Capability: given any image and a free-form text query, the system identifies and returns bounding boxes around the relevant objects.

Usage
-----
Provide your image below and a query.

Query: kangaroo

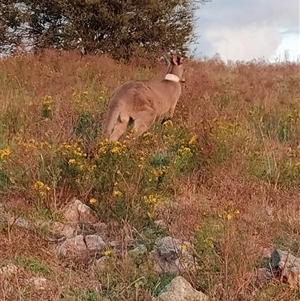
[102,54,185,141]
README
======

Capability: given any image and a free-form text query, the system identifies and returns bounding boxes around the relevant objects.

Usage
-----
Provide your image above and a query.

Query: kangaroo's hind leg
[132,110,156,138]
[109,114,130,141]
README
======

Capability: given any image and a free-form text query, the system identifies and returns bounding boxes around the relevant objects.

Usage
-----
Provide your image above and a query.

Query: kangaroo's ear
[178,56,183,65]
[159,53,171,65]
[172,54,183,65]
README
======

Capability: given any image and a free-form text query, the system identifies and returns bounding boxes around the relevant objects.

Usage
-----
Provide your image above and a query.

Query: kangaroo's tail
[102,102,128,140]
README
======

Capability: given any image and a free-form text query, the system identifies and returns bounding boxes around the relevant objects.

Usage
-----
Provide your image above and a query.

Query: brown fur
[102,54,185,141]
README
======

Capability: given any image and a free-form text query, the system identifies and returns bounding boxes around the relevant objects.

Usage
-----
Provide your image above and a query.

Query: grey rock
[13,217,30,229]
[93,222,108,237]
[85,234,106,252]
[151,236,195,274]
[158,276,207,301]
[50,221,75,238]
[156,236,183,261]
[57,235,86,257]
[270,249,300,288]
[63,199,99,225]
[56,234,106,258]
[75,222,97,236]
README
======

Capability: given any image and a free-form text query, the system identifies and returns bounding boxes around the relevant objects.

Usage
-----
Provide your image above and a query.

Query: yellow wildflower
[111,146,121,154]
[143,194,159,206]
[68,158,76,165]
[104,249,112,256]
[42,95,53,105]
[162,119,173,126]
[0,148,11,159]
[182,244,187,250]
[98,146,107,154]
[179,146,191,153]
[113,190,122,197]
[34,181,49,190]
[227,213,233,220]
[89,198,97,204]
[33,181,50,197]
[152,168,163,178]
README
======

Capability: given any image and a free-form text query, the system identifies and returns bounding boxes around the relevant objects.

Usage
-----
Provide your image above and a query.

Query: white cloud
[205,25,281,61]
[194,0,300,61]
[271,32,300,62]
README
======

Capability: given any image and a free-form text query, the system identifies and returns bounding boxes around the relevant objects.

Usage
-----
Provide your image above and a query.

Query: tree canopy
[0,0,208,59]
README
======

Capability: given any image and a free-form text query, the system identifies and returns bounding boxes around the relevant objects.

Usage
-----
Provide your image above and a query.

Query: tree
[0,0,208,60]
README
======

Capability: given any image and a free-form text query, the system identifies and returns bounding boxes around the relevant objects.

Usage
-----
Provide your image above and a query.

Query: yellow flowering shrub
[33,180,50,197]
[41,95,53,120]
[0,148,11,160]
[52,140,91,193]
[89,198,97,204]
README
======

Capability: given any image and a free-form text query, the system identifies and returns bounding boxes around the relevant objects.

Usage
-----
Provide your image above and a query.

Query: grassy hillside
[0,50,300,300]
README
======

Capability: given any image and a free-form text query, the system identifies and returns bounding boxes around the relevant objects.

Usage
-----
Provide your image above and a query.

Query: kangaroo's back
[102,54,185,141]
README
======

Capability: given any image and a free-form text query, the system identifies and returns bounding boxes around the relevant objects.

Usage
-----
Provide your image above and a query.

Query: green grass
[14,255,51,276]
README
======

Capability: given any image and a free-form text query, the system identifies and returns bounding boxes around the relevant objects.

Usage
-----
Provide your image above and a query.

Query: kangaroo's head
[164,54,185,83]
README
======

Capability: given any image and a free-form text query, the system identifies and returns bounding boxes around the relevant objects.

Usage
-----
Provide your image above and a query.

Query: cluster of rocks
[0,199,207,300]
[54,199,207,300]
[2,199,300,300]
[257,249,300,289]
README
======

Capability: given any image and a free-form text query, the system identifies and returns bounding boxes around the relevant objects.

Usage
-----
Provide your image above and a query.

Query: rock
[63,199,99,225]
[10,217,30,229]
[49,221,107,238]
[93,222,108,237]
[57,235,86,257]
[151,236,195,274]
[75,222,97,236]
[56,234,106,258]
[0,263,19,277]
[85,235,106,252]
[270,249,300,288]
[50,221,75,238]
[15,217,30,229]
[158,276,207,301]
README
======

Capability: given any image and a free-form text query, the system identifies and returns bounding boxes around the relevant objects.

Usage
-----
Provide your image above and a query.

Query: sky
[194,0,300,62]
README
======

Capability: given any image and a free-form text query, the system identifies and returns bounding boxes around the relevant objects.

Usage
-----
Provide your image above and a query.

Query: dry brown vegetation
[0,50,300,300]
